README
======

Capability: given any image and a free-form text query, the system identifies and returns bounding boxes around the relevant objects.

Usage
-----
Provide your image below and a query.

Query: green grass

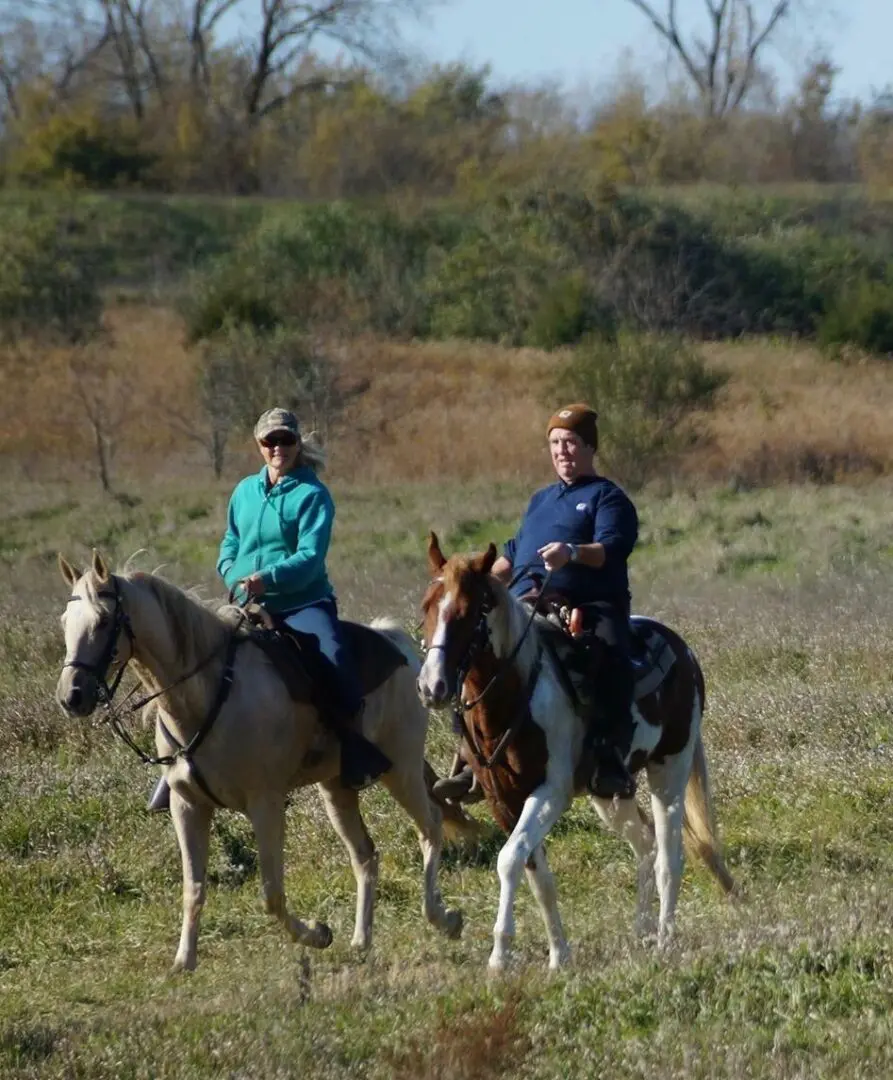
[2,474,893,1076]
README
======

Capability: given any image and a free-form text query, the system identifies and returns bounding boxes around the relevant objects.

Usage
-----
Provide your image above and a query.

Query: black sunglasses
[260,433,297,449]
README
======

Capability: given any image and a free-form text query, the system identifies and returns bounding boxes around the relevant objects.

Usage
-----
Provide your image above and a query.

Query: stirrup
[147,776,170,813]
[587,749,636,800]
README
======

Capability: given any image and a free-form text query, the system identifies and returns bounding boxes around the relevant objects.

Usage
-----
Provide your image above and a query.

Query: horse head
[56,550,134,717]
[417,531,498,708]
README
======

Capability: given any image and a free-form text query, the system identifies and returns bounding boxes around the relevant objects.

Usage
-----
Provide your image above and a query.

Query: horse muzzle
[416,667,453,709]
[55,668,100,717]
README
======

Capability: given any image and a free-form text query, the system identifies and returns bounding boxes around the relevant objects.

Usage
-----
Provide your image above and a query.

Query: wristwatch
[566,543,579,563]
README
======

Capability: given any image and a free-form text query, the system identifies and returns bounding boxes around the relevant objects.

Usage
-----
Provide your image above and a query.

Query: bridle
[64,576,135,707]
[64,575,241,804]
[424,567,551,772]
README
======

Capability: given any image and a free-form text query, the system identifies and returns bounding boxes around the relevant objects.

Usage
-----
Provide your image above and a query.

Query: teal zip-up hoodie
[216,464,334,614]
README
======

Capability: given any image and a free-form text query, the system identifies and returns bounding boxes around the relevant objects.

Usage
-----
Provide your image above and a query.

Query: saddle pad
[537,614,677,707]
[629,618,677,701]
[341,621,409,696]
[250,620,408,704]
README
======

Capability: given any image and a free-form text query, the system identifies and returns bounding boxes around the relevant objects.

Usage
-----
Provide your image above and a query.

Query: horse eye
[97,615,110,630]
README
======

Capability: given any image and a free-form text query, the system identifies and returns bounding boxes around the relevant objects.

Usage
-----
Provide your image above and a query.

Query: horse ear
[427,531,446,574]
[473,543,498,576]
[91,549,110,582]
[58,554,80,588]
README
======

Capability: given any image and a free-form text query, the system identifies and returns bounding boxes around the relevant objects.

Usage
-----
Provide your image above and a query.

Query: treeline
[0,1,891,196]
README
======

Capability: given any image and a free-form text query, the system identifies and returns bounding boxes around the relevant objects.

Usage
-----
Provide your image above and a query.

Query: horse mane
[122,570,230,669]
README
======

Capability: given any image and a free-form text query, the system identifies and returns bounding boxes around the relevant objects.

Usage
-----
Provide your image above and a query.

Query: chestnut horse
[418,533,734,971]
[55,552,470,972]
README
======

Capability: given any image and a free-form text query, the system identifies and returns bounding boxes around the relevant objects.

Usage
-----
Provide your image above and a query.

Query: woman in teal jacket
[147,408,390,811]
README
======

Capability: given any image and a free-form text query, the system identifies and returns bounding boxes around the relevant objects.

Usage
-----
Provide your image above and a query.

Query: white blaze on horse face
[418,590,454,705]
[56,579,110,713]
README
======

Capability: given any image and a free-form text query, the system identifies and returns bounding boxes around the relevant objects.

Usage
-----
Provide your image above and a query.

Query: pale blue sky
[220,2,891,103]
[403,1,891,101]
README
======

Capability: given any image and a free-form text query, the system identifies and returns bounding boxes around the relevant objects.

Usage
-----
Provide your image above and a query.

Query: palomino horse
[417,533,734,971]
[56,551,469,972]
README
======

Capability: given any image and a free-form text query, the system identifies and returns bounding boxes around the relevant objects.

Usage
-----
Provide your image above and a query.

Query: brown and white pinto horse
[418,533,734,970]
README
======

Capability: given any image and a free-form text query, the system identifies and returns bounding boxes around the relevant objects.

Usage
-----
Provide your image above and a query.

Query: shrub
[8,106,155,189]
[555,331,726,487]
[0,206,103,343]
[179,254,283,344]
[818,278,893,359]
[525,271,617,350]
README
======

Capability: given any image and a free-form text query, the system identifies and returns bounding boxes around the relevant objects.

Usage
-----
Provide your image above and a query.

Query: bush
[0,206,103,343]
[8,106,155,189]
[555,332,726,487]
[818,278,893,359]
[525,271,618,349]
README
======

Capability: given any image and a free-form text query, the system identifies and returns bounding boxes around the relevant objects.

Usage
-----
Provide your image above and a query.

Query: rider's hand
[537,542,574,571]
[241,573,266,598]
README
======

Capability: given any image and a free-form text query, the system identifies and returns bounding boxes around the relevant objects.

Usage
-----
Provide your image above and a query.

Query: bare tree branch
[241,0,427,119]
[623,0,791,117]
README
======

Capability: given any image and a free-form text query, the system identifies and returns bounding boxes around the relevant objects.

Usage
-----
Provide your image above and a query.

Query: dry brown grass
[3,305,892,489]
[692,340,893,485]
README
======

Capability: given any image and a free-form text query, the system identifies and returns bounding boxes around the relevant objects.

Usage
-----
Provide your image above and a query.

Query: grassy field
[1,465,892,1078]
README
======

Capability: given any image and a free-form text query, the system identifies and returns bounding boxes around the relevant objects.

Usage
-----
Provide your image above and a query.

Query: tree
[182,323,340,476]
[622,0,794,117]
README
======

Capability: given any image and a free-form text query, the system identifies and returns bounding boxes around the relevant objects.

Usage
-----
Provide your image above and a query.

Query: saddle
[223,604,407,706]
[521,592,676,709]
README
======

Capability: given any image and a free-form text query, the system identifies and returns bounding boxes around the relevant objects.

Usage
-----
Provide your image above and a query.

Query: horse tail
[683,732,736,895]
[370,617,421,673]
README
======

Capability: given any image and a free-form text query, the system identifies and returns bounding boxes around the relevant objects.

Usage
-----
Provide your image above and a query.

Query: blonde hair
[297,430,327,474]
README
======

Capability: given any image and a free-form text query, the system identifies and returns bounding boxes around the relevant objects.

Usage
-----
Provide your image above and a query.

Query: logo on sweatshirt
[576,502,588,512]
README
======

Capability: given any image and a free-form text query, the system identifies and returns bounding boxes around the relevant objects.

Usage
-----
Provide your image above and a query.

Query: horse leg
[170,793,213,972]
[590,794,657,939]
[246,795,333,950]
[524,844,570,970]
[490,785,571,972]
[648,747,695,950]
[317,780,379,949]
[380,765,463,940]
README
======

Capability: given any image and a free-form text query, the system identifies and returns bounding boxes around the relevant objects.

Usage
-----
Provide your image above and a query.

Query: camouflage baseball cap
[254,408,300,441]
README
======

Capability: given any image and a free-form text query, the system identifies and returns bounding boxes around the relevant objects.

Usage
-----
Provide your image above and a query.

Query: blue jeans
[283,597,363,716]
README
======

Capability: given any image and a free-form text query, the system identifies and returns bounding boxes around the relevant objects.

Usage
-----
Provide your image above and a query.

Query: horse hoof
[444,909,463,940]
[171,956,196,974]
[308,921,333,949]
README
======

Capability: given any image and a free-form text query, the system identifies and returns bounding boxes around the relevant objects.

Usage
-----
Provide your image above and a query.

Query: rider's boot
[338,702,393,791]
[147,776,171,812]
[431,764,483,804]
[588,656,637,800]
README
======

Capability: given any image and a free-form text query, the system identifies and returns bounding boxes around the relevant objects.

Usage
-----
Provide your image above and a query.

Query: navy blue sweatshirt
[503,475,638,603]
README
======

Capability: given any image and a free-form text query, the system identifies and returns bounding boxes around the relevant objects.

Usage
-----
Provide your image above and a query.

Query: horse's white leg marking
[647,694,701,949]
[247,795,333,950]
[380,764,463,939]
[591,795,657,938]
[490,784,571,971]
[317,781,379,949]
[524,844,570,970]
[171,792,213,972]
